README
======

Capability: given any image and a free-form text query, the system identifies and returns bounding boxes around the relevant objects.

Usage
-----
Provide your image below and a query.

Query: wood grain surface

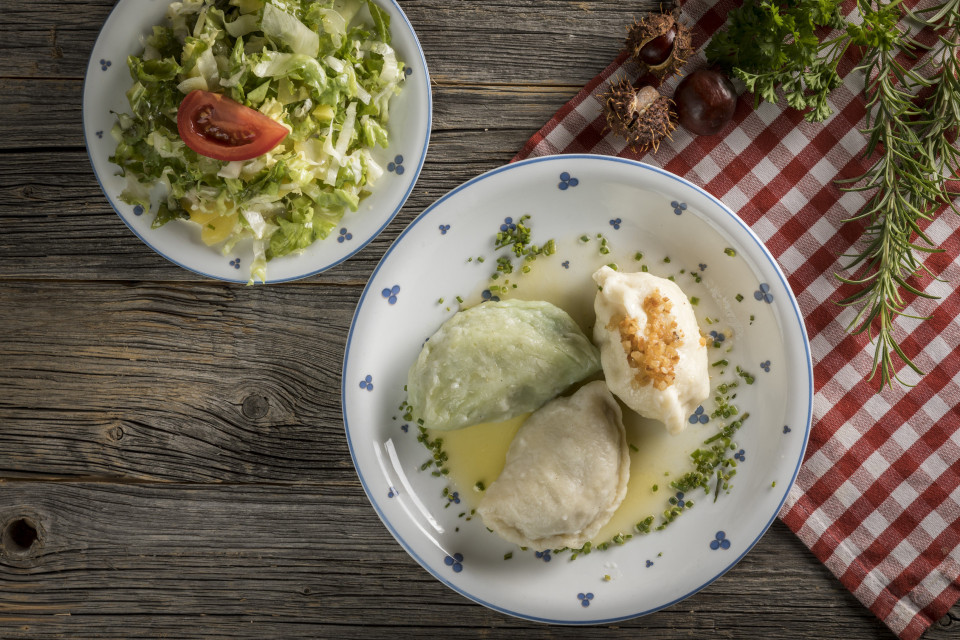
[1,0,957,638]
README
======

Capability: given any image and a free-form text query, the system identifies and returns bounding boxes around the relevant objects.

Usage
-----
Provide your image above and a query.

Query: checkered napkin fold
[513,1,960,638]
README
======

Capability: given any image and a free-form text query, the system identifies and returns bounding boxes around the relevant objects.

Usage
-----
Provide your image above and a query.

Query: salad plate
[343,155,813,623]
[83,0,431,283]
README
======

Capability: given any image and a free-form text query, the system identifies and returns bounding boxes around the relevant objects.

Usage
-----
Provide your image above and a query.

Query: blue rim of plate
[82,0,432,283]
[341,154,814,623]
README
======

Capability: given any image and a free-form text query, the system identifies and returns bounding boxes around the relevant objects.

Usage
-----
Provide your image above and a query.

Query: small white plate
[83,0,431,283]
[342,155,813,623]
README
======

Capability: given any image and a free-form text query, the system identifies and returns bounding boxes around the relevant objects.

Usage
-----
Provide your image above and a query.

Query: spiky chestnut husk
[625,12,693,79]
[599,79,676,153]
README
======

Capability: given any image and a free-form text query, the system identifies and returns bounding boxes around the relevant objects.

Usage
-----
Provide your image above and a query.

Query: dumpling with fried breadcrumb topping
[592,266,709,434]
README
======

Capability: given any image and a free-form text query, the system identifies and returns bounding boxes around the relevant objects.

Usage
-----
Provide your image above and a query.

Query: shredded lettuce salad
[110,0,405,282]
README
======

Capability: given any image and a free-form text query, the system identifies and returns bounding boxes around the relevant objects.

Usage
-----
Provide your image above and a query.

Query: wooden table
[1,1,957,637]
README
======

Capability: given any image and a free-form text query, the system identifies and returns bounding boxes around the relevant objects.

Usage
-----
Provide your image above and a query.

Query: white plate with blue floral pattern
[342,155,813,623]
[82,0,430,283]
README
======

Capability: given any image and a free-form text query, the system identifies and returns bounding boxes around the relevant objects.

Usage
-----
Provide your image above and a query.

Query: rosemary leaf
[836,0,960,387]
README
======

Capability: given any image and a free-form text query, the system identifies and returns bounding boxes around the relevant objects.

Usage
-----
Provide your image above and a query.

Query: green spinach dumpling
[407,299,601,431]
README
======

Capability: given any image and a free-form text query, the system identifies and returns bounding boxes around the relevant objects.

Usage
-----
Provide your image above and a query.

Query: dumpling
[476,381,629,551]
[592,266,709,434]
[407,299,601,431]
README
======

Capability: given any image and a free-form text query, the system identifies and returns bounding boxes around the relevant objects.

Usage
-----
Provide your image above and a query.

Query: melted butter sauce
[429,233,735,546]
[434,409,712,544]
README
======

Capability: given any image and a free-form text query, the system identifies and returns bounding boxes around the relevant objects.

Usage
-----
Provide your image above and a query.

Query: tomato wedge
[176,90,289,162]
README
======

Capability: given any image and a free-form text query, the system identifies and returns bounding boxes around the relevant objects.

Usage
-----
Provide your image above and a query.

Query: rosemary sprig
[709,0,960,387]
[836,0,960,387]
[914,0,960,186]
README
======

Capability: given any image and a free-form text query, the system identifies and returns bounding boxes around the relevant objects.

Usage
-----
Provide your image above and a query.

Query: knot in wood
[2,517,40,556]
[242,394,269,420]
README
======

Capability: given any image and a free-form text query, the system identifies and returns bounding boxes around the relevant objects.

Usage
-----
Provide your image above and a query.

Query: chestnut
[673,69,737,136]
[625,12,693,79]
[638,28,676,67]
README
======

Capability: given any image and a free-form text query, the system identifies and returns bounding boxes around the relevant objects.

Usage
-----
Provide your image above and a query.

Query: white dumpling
[476,381,629,551]
[592,266,709,434]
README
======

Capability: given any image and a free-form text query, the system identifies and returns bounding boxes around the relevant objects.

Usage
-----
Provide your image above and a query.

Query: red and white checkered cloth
[513,1,960,637]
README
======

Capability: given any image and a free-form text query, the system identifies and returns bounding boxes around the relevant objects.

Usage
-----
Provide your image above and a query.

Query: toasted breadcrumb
[613,290,683,390]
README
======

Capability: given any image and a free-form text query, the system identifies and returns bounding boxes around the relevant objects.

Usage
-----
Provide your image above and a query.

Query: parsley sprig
[705,0,848,122]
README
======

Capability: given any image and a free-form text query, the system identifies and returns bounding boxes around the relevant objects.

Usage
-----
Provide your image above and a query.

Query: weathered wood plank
[0,0,649,83]
[0,78,577,151]
[0,79,84,150]
[3,0,958,636]
[0,136,542,282]
[0,482,901,639]
[0,83,581,284]
[3,279,951,636]
[3,279,956,637]
[0,281,358,482]
[0,6,632,283]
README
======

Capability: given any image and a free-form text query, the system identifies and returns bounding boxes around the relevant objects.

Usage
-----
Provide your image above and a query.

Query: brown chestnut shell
[599,79,676,153]
[625,13,693,79]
